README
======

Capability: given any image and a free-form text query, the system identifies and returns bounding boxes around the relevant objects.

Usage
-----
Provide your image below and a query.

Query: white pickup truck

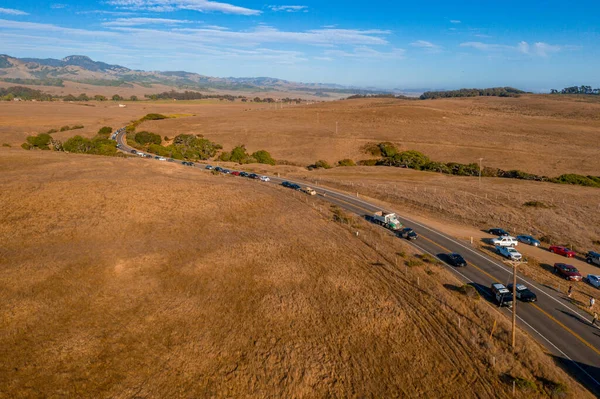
[491,236,518,247]
[496,246,522,261]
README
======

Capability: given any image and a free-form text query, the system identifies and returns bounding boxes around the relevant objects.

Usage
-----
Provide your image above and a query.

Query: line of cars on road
[487,227,600,288]
[281,181,316,195]
[207,165,271,182]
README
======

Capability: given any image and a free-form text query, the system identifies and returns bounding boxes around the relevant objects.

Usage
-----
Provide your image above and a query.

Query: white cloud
[324,46,405,60]
[0,8,29,15]
[102,17,194,26]
[314,56,333,61]
[51,4,67,9]
[474,34,492,38]
[269,5,308,12]
[107,0,261,15]
[461,41,565,57]
[450,20,461,24]
[410,40,441,53]
[203,24,229,30]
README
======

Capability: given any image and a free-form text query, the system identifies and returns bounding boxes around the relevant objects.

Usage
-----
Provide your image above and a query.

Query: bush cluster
[337,159,356,167]
[308,160,333,170]
[63,135,118,156]
[97,126,113,136]
[135,131,162,146]
[23,133,53,150]
[219,145,276,165]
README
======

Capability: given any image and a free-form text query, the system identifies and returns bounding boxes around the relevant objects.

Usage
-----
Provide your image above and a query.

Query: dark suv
[488,228,510,236]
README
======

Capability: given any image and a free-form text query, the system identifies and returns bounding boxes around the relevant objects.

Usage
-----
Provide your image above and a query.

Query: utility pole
[336,121,338,135]
[478,157,484,187]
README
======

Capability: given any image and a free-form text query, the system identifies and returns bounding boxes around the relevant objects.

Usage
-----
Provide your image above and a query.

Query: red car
[549,245,576,258]
[231,171,241,176]
[553,263,582,281]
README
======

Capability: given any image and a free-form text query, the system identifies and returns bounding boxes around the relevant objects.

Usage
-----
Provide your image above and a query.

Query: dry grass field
[139,94,600,176]
[0,149,593,398]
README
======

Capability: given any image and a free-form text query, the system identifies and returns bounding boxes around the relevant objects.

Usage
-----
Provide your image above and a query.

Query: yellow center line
[418,235,600,354]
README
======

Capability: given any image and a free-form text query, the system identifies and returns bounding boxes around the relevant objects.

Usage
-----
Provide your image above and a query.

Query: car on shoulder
[183,161,194,166]
[507,284,537,302]
[222,169,231,174]
[154,156,160,160]
[517,235,541,247]
[586,251,600,266]
[398,227,418,240]
[130,149,138,154]
[282,181,293,188]
[240,171,249,177]
[214,166,223,172]
[137,152,145,157]
[488,228,510,236]
[490,283,513,307]
[231,171,241,176]
[116,144,122,149]
[586,274,600,288]
[260,176,270,182]
[205,165,214,170]
[496,246,522,261]
[553,263,582,281]
[167,158,175,163]
[157,157,167,161]
[248,173,259,179]
[549,245,576,258]
[301,187,317,195]
[446,253,467,267]
[290,183,301,190]
[491,236,518,247]
[144,154,153,158]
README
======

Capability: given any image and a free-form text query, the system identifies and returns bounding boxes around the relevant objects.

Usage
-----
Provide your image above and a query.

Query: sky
[0,0,598,91]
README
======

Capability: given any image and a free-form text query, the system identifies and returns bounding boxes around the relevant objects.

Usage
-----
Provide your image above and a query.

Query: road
[116,129,600,394]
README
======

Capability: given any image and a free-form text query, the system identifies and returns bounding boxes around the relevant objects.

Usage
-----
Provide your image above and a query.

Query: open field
[0,149,593,398]
[138,94,600,177]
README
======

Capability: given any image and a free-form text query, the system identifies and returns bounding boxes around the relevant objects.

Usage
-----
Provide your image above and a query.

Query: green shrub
[134,131,162,146]
[252,150,276,165]
[417,253,439,264]
[46,128,58,134]
[552,174,600,188]
[378,142,399,158]
[141,113,167,121]
[219,151,231,162]
[310,160,332,169]
[21,142,32,150]
[63,135,93,153]
[230,145,250,163]
[26,133,52,150]
[63,135,117,156]
[459,284,480,300]
[164,136,170,142]
[2,143,11,147]
[405,258,423,267]
[60,125,71,132]
[362,142,382,156]
[125,124,136,134]
[98,126,113,136]
[337,158,356,167]
[71,124,84,130]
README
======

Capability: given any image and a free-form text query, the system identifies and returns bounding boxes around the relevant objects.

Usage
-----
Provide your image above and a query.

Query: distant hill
[0,54,389,96]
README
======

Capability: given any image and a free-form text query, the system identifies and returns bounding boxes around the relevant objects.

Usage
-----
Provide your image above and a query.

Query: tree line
[550,86,600,95]
[420,87,526,100]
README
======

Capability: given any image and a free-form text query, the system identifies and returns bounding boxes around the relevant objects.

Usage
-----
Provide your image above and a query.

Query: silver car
[517,235,541,247]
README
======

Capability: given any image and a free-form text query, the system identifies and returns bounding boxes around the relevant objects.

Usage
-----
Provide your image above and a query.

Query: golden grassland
[139,94,600,177]
[0,149,594,398]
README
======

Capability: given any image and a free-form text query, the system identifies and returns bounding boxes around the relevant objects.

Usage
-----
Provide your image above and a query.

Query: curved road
[116,129,600,395]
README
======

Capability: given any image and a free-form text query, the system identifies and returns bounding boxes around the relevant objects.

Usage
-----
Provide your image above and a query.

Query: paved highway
[115,129,600,394]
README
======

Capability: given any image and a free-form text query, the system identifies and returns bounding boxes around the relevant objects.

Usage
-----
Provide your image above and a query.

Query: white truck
[368,211,402,231]
[491,236,518,247]
[496,246,522,261]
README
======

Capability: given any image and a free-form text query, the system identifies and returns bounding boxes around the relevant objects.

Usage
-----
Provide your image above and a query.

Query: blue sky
[0,0,598,90]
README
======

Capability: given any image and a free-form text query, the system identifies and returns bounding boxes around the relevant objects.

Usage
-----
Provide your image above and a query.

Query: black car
[507,284,537,302]
[130,149,137,154]
[154,156,160,160]
[488,228,510,236]
[205,165,214,170]
[167,158,175,163]
[222,169,231,174]
[447,253,467,267]
[215,166,223,172]
[282,181,293,188]
[240,171,249,177]
[399,228,418,240]
[248,173,259,179]
[182,161,194,166]
[290,183,301,190]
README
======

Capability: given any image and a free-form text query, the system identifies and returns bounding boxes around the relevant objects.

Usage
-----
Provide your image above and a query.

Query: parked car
[167,158,175,163]
[116,144,122,149]
[398,227,418,240]
[553,263,583,281]
[491,236,518,247]
[137,152,145,157]
[282,181,293,188]
[517,235,541,247]
[507,284,537,302]
[157,157,167,161]
[301,187,317,195]
[488,228,510,236]
[222,169,231,174]
[154,156,160,160]
[496,246,522,261]
[447,253,467,267]
[586,274,600,288]
[260,176,270,182]
[182,161,194,166]
[144,154,153,158]
[290,183,301,190]
[490,283,513,307]
[586,251,600,266]
[240,171,249,177]
[130,149,137,154]
[205,165,214,170]
[231,171,241,176]
[214,166,223,172]
[549,245,576,258]
[248,173,259,179]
